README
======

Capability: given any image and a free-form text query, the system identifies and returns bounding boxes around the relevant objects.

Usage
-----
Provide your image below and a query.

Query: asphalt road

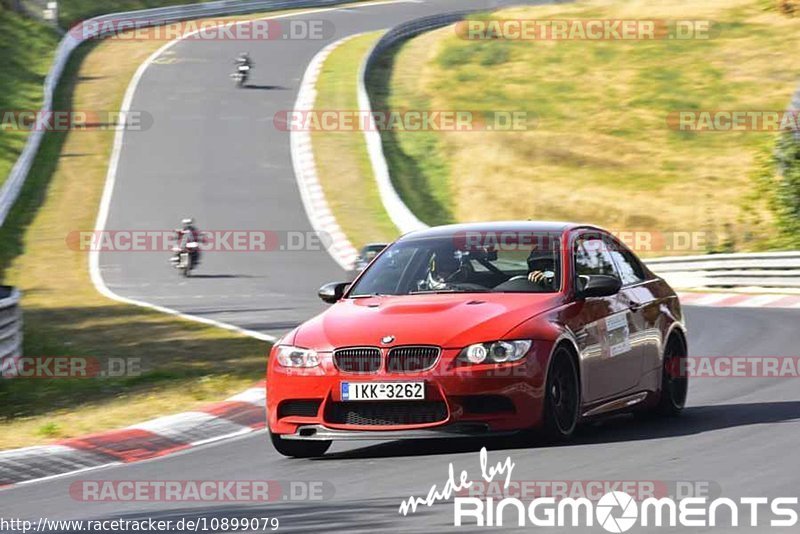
[97,0,526,337]
[2,1,799,532]
[3,306,799,532]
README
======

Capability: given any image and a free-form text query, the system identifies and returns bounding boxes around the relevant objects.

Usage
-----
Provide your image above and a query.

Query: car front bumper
[266,342,553,438]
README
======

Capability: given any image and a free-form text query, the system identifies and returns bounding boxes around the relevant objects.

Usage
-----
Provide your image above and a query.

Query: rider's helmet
[181,218,194,230]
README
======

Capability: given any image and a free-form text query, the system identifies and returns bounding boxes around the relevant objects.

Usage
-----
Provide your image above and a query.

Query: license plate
[341,382,425,401]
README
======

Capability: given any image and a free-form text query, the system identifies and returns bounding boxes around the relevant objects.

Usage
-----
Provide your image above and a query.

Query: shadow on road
[313,401,800,461]
[243,84,289,90]
[187,274,257,279]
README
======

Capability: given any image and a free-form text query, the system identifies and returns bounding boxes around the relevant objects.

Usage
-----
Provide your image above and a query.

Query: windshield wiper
[349,293,390,298]
[409,288,490,295]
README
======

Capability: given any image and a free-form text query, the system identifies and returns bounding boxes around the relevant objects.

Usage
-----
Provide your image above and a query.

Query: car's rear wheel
[655,336,689,416]
[269,432,331,458]
[543,347,580,441]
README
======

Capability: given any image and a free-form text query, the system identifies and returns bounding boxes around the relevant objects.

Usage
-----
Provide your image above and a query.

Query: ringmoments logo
[452,491,800,529]
[397,448,800,530]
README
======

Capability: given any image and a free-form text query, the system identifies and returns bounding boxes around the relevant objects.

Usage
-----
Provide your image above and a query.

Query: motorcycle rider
[174,218,203,267]
[235,51,252,70]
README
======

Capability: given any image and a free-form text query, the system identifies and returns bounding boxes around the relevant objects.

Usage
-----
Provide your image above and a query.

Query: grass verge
[57,0,212,28]
[0,10,335,449]
[311,32,400,248]
[0,6,59,187]
[369,0,800,254]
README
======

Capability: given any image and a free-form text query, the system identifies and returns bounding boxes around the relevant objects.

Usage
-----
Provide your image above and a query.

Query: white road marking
[90,0,414,342]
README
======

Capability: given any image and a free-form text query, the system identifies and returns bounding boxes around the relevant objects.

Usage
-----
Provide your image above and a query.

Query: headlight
[459,340,532,364]
[276,345,320,368]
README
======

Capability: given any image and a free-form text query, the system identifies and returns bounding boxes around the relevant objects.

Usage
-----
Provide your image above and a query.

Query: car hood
[293,293,563,350]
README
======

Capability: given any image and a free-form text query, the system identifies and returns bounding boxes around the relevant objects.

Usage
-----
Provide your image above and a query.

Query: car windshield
[348,235,561,296]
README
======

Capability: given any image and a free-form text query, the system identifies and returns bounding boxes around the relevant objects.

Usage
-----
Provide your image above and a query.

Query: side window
[574,237,618,278]
[609,246,646,286]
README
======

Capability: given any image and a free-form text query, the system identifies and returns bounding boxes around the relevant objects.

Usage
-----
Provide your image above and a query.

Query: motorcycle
[231,64,250,87]
[170,241,199,277]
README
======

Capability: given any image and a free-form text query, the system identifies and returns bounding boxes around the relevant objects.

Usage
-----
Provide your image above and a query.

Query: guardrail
[358,11,478,235]
[645,251,800,289]
[0,0,355,228]
[0,287,23,375]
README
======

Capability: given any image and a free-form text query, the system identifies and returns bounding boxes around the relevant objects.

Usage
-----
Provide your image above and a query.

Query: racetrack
[3,1,799,532]
[97,0,531,337]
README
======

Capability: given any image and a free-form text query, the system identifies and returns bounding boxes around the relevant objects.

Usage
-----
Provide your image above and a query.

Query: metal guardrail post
[0,286,22,377]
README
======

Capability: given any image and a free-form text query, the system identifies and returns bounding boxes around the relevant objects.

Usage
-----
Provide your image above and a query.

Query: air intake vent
[278,400,322,418]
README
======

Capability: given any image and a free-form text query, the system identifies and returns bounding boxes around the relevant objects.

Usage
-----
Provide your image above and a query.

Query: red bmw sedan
[266,222,688,457]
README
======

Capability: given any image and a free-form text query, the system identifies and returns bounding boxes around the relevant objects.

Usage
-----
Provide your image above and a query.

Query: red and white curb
[0,17,371,494]
[290,35,362,271]
[0,382,266,487]
[677,292,800,309]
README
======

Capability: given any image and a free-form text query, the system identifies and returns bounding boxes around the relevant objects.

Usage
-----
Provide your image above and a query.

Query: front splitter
[281,423,516,441]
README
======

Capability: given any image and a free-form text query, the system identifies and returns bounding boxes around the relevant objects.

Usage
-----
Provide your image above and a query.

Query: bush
[778,0,800,16]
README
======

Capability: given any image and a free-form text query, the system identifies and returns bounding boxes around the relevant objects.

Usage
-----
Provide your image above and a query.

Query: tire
[655,336,689,417]
[180,253,191,277]
[270,432,331,458]
[542,346,580,441]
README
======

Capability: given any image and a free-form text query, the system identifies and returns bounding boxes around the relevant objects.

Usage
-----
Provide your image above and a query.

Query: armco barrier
[646,251,800,290]
[0,286,23,374]
[357,11,477,235]
[0,0,359,228]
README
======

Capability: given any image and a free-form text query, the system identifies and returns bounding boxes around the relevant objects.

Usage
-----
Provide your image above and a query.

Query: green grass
[0,14,285,450]
[311,32,400,248]
[372,0,800,254]
[0,6,59,187]
[57,0,211,28]
[366,30,455,227]
[0,0,382,450]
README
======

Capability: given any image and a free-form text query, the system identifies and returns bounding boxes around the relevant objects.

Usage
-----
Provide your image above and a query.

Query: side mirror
[577,274,622,299]
[318,282,349,304]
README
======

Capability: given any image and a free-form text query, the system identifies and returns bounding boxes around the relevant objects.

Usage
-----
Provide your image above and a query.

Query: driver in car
[526,249,557,288]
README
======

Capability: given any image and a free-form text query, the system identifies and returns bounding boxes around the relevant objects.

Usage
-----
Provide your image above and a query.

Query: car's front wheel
[270,432,331,458]
[542,346,580,441]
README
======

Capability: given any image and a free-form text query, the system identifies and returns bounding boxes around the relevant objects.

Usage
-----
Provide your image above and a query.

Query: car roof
[397,221,589,241]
